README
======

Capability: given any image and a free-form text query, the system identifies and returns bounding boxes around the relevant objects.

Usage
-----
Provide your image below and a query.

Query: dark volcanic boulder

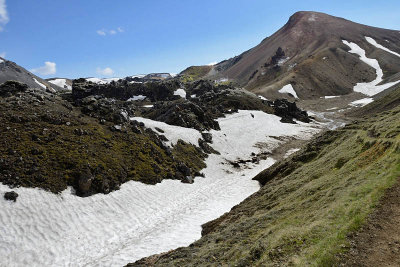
[186,80,219,96]
[77,96,135,123]
[0,81,28,96]
[72,78,181,102]
[4,191,18,202]
[144,101,220,131]
[270,47,286,66]
[272,99,310,123]
[201,132,213,143]
[78,168,94,195]
[198,139,220,154]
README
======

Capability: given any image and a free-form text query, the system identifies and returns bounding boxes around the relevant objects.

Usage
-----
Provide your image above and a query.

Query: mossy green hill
[0,86,206,196]
[179,65,213,83]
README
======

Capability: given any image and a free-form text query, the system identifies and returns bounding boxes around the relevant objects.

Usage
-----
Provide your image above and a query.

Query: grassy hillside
[129,90,400,266]
[349,83,400,118]
[179,65,213,83]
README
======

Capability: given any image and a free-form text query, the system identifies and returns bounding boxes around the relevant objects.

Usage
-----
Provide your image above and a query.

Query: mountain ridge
[185,11,400,100]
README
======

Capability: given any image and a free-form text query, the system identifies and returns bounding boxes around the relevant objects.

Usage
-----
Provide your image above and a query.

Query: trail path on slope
[338,178,400,266]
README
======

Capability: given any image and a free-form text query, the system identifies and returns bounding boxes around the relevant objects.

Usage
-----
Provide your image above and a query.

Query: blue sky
[0,0,399,79]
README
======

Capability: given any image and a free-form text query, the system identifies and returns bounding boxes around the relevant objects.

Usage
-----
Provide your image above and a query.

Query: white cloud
[0,51,5,58]
[97,27,124,36]
[96,30,106,36]
[0,0,9,32]
[96,67,114,76]
[30,61,57,76]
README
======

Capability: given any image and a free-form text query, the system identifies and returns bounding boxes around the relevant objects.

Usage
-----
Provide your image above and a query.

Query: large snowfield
[342,38,400,96]
[0,110,322,266]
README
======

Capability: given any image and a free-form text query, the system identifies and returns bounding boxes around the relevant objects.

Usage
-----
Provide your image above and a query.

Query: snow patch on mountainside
[277,57,290,66]
[365,36,400,58]
[48,79,72,90]
[130,74,146,79]
[279,84,298,98]
[33,78,47,89]
[326,107,338,111]
[349,98,374,107]
[284,148,300,158]
[342,39,400,96]
[86,77,121,84]
[0,110,322,266]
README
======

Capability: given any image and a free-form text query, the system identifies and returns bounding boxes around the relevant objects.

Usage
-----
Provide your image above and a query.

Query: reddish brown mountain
[192,11,400,99]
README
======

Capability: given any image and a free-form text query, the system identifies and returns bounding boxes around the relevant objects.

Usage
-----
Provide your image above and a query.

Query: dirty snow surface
[342,39,400,96]
[0,110,322,266]
[279,84,298,98]
[48,78,72,90]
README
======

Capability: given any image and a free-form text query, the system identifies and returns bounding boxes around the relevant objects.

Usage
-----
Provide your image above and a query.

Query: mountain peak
[211,11,400,99]
[286,11,341,29]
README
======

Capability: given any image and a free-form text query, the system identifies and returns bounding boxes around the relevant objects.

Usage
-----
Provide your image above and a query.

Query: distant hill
[0,57,63,91]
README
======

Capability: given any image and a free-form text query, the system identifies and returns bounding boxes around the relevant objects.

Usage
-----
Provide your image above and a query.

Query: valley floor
[0,110,322,266]
[128,98,400,266]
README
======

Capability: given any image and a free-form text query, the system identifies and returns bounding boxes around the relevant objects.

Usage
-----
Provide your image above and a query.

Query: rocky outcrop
[72,78,181,102]
[0,87,207,196]
[0,81,28,96]
[271,99,310,123]
[4,191,18,202]
[77,95,136,124]
[143,101,220,131]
